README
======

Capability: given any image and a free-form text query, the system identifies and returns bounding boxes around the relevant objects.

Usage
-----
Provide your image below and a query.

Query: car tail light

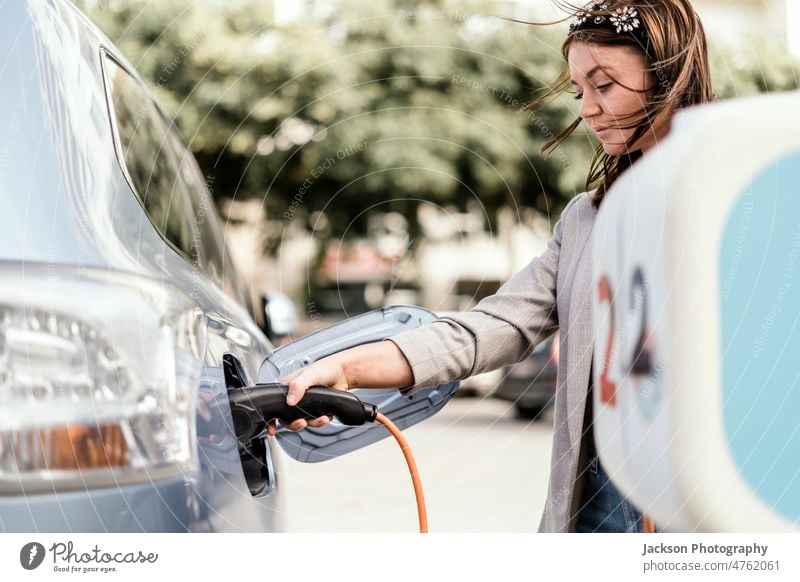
[0,264,205,494]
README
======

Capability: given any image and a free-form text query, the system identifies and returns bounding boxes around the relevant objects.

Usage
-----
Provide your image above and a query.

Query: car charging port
[225,383,428,532]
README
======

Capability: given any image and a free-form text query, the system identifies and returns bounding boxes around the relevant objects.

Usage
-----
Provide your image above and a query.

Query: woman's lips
[594,127,612,139]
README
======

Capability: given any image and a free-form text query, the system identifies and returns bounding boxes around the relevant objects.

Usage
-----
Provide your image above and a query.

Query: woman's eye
[573,84,611,100]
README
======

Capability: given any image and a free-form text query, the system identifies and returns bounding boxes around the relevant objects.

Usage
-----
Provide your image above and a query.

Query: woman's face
[568,41,669,155]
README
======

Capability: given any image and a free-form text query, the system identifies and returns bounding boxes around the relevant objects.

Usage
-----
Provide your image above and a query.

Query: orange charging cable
[375,412,428,533]
[376,409,653,535]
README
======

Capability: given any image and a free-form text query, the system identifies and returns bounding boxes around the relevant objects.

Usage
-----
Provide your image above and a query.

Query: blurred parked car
[494,332,559,419]
[456,369,503,398]
[0,0,456,532]
[310,240,396,316]
[260,291,299,345]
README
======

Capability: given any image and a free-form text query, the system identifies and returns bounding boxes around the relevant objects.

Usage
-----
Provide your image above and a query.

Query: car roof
[0,0,165,272]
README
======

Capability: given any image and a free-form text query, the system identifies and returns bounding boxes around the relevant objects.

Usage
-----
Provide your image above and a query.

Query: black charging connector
[227,382,378,443]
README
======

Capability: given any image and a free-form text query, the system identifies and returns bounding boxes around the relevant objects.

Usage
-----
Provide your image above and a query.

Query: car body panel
[0,0,455,532]
[0,0,282,532]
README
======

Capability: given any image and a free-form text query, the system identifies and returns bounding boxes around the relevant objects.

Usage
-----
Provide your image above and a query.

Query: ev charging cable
[226,383,429,533]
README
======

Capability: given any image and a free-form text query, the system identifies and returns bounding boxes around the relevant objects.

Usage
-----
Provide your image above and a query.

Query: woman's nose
[579,93,602,120]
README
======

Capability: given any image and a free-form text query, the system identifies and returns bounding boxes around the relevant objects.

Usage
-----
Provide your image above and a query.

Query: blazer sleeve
[387,192,584,393]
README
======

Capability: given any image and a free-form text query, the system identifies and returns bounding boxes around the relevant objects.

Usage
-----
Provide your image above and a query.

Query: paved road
[279,396,554,532]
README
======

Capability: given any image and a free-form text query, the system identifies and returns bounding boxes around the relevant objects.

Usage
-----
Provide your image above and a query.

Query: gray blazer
[388,190,598,533]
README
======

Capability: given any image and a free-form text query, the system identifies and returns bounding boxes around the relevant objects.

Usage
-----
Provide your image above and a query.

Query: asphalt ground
[279,396,554,532]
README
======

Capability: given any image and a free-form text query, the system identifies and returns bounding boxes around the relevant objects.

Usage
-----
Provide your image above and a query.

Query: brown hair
[524,1,715,209]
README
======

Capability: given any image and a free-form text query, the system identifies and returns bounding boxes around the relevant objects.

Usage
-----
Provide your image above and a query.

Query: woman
[268,0,715,533]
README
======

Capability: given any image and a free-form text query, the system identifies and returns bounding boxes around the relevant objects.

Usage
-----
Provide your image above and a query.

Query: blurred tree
[77,0,594,244]
[710,40,800,98]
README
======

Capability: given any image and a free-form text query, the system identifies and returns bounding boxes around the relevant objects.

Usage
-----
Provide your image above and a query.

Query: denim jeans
[574,452,645,533]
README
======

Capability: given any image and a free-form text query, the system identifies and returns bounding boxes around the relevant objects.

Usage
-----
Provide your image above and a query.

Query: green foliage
[710,41,800,98]
[75,0,800,246]
[77,0,593,238]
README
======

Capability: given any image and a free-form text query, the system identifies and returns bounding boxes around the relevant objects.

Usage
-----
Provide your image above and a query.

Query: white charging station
[591,90,800,532]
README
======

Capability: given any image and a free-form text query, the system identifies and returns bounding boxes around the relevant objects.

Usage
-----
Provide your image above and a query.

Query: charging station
[592,90,800,532]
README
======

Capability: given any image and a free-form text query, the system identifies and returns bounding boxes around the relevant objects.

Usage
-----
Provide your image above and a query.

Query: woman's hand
[266,340,415,436]
[266,355,350,435]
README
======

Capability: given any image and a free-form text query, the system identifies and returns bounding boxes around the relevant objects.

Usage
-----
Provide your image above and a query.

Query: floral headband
[568,2,650,53]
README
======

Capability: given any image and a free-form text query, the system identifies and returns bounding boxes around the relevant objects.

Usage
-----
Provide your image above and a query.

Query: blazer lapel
[565,201,598,444]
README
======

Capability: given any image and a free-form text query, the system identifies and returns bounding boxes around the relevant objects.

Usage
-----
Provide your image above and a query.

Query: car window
[103,53,199,263]
[103,52,248,307]
[168,130,246,303]
[173,142,226,280]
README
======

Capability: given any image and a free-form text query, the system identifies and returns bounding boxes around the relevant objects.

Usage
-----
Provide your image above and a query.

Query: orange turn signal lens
[18,425,129,470]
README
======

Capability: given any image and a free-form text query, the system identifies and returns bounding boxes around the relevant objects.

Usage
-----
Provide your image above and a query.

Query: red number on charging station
[598,275,617,406]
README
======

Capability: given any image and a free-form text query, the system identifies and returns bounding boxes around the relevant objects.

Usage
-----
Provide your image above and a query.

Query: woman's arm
[273,192,585,432]
[268,340,413,434]
[388,192,585,392]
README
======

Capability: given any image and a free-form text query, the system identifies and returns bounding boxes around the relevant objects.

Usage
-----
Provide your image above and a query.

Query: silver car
[0,0,457,532]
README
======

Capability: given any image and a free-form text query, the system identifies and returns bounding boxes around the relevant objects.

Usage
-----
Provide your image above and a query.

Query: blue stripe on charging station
[720,148,800,523]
